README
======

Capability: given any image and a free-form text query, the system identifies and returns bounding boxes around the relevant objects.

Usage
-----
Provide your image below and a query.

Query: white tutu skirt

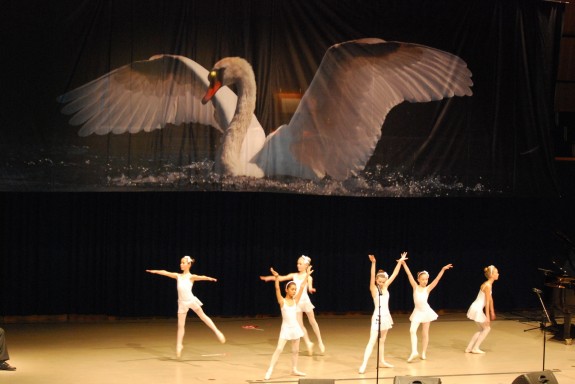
[178,297,203,313]
[371,313,393,331]
[297,300,315,313]
[467,304,487,322]
[409,307,438,323]
[280,324,305,340]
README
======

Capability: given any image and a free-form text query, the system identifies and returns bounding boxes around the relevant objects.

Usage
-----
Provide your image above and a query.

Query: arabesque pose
[146,256,225,358]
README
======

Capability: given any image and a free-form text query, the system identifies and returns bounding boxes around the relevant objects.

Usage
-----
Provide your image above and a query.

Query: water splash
[3,153,498,196]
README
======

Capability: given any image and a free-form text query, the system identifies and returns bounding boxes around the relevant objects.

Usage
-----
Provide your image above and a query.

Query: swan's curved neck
[218,59,257,175]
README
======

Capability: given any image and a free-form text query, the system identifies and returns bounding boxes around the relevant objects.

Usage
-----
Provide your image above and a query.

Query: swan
[58,38,473,180]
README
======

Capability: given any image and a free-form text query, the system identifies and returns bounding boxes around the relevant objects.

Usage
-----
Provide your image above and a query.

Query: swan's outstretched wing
[58,55,265,177]
[58,55,268,136]
[58,55,230,135]
[257,38,473,180]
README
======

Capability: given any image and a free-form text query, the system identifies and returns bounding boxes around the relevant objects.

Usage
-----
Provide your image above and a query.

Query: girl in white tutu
[401,259,453,362]
[146,256,225,358]
[465,265,499,353]
[265,265,313,380]
[260,255,325,355]
[359,252,408,374]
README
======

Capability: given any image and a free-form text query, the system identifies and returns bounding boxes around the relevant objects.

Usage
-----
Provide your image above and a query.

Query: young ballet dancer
[146,255,225,358]
[260,255,325,355]
[401,258,453,362]
[465,265,499,354]
[265,265,313,381]
[359,252,408,374]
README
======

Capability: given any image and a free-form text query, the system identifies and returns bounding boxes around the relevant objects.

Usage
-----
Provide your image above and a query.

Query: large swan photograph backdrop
[58,39,473,181]
[0,0,563,196]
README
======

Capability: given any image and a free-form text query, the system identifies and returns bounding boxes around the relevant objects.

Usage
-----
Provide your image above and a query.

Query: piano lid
[551,230,575,277]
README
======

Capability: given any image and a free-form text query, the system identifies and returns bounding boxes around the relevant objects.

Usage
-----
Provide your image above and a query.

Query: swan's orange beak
[202,70,222,104]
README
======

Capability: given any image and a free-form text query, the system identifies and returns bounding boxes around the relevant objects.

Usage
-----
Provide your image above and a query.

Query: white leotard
[371,289,393,331]
[293,273,315,312]
[467,289,488,322]
[177,274,203,313]
[409,286,438,323]
[279,299,304,340]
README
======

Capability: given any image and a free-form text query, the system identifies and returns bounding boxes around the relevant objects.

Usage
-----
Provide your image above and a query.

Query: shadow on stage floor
[2,312,575,384]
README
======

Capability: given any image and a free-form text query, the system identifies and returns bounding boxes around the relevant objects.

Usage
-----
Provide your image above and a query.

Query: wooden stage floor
[1,312,574,383]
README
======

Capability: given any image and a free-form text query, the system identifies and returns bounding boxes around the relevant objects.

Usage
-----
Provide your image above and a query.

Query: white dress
[279,300,305,340]
[409,286,438,323]
[293,273,315,312]
[177,274,203,313]
[371,289,393,331]
[467,289,487,322]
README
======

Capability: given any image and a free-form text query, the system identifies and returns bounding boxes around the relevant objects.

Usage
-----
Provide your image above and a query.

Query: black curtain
[2,192,574,317]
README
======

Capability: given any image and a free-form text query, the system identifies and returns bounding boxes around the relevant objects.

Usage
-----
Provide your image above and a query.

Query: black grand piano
[541,231,575,342]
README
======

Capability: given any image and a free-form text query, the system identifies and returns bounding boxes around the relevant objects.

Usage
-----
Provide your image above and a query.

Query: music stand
[524,288,553,371]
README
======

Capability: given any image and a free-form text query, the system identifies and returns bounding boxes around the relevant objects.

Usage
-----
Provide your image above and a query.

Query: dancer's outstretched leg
[265,338,287,380]
[407,321,420,362]
[176,313,187,358]
[359,329,378,373]
[297,312,313,355]
[192,307,225,343]
[305,311,325,353]
[420,322,430,359]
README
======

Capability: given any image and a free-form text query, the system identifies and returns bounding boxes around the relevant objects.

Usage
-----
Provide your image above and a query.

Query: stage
[1,312,574,383]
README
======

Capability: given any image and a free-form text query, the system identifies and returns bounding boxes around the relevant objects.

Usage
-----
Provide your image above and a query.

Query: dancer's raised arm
[384,252,408,288]
[270,268,284,307]
[368,254,377,295]
[401,259,418,289]
[260,271,295,282]
[146,269,178,279]
[191,274,218,282]
[427,264,453,292]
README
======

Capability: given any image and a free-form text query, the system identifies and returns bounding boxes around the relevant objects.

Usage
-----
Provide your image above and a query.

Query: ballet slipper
[216,331,226,343]
[421,352,427,360]
[264,369,272,380]
[465,348,472,353]
[358,364,367,374]
[407,352,419,363]
[291,369,306,376]
[305,341,314,356]
[176,344,183,358]
[319,342,326,354]
[471,349,485,354]
[379,361,394,368]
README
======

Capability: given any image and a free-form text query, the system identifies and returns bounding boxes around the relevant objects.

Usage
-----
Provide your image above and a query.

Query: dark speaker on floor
[511,370,558,384]
[298,380,334,384]
[393,376,442,384]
